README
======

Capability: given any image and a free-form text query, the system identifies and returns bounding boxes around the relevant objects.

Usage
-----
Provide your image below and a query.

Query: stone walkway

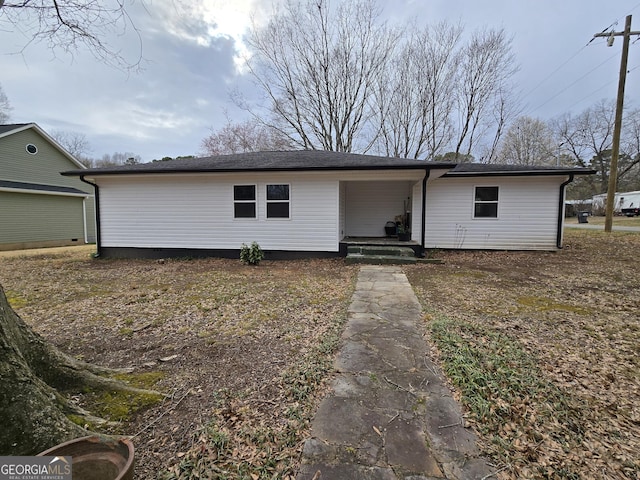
[297,265,495,480]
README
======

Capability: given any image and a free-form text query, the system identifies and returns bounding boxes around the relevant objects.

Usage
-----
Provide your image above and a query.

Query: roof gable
[0,123,86,169]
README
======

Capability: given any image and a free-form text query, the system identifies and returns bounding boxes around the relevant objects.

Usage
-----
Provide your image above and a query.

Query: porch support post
[420,169,431,257]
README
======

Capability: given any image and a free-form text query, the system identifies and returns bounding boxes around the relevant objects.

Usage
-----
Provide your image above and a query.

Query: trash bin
[384,221,397,236]
[577,211,589,224]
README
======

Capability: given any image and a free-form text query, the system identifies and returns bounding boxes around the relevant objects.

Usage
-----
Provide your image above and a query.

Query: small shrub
[240,241,264,266]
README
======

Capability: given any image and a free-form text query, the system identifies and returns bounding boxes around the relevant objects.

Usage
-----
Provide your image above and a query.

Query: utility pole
[594,15,639,232]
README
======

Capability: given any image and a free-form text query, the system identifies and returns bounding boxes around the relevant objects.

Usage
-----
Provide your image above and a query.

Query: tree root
[0,284,164,454]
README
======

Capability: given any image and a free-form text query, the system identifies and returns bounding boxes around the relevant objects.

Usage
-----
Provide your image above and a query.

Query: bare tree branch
[455,28,518,158]
[373,21,461,159]
[0,0,143,70]
[201,116,295,156]
[0,83,12,123]
[243,0,398,153]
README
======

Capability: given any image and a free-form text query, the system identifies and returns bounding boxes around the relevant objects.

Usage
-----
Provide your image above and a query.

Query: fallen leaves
[407,229,640,479]
[0,252,357,478]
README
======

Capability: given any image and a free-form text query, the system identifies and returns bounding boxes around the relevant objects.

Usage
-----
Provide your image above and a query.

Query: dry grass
[406,229,640,479]
[565,215,640,227]
[2,229,639,479]
[0,250,357,478]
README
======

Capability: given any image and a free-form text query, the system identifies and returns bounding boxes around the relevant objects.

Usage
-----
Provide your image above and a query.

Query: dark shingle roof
[0,180,87,195]
[0,124,31,136]
[445,162,596,176]
[62,150,456,176]
[61,150,596,177]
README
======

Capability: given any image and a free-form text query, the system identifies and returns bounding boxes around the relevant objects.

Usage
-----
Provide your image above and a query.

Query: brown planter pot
[398,232,411,241]
[38,436,134,480]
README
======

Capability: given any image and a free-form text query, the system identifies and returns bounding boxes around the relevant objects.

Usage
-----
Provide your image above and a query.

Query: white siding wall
[425,176,566,250]
[344,181,413,237]
[98,173,340,252]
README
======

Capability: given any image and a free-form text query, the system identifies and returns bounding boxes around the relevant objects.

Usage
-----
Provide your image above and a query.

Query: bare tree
[0,1,153,457]
[0,83,11,123]
[619,107,640,191]
[551,100,640,195]
[373,22,461,159]
[0,0,141,68]
[497,116,556,166]
[201,117,294,156]
[552,100,615,193]
[94,151,141,167]
[454,28,519,158]
[51,130,92,164]
[244,0,398,152]
[479,86,522,163]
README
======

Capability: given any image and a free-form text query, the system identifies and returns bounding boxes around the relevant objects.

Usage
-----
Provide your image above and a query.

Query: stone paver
[297,265,496,480]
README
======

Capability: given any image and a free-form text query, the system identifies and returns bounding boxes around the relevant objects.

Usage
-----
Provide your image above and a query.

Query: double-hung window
[266,184,290,218]
[474,186,499,218]
[234,185,256,218]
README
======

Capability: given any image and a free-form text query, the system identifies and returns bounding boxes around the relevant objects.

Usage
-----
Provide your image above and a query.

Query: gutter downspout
[420,169,431,258]
[80,176,101,257]
[557,174,574,249]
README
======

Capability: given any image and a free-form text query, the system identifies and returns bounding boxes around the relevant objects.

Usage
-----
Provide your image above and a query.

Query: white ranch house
[62,151,594,258]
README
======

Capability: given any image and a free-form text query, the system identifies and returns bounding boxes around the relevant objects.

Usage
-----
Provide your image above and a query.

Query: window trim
[26,144,38,155]
[233,184,257,219]
[266,183,291,220]
[473,186,499,219]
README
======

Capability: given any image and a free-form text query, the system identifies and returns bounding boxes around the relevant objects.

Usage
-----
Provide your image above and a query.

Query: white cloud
[150,0,281,71]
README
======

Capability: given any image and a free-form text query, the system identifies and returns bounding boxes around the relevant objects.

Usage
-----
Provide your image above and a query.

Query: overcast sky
[1,0,640,162]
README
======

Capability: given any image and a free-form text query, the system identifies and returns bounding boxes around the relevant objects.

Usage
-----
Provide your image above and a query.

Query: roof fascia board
[444,169,596,177]
[0,186,91,198]
[62,163,456,177]
[0,123,33,139]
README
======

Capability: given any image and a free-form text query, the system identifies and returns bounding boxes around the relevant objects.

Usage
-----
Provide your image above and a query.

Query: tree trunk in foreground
[0,284,160,455]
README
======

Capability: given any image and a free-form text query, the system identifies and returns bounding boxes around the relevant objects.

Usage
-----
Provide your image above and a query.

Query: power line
[563,62,639,113]
[521,3,640,116]
[527,51,619,115]
[521,46,590,100]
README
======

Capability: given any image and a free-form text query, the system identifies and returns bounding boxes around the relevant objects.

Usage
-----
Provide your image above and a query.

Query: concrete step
[345,254,417,265]
[346,245,416,257]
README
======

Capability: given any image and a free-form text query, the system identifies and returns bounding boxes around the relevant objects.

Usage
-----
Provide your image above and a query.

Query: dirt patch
[0,252,357,478]
[406,229,640,479]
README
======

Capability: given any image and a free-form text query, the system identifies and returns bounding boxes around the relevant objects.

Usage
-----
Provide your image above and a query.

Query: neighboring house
[0,123,95,251]
[592,190,640,214]
[61,151,594,258]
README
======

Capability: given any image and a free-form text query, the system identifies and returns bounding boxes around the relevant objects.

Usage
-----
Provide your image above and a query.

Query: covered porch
[339,179,422,236]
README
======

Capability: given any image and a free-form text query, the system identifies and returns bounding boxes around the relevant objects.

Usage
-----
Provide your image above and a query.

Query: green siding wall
[0,129,90,192]
[0,191,85,244]
[1,126,96,246]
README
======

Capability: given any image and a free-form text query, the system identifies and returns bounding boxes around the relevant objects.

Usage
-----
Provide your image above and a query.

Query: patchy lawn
[2,230,638,479]
[406,229,640,479]
[0,251,357,478]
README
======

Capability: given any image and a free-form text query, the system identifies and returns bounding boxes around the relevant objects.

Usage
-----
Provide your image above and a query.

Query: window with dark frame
[266,184,290,218]
[474,186,499,218]
[234,185,256,218]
